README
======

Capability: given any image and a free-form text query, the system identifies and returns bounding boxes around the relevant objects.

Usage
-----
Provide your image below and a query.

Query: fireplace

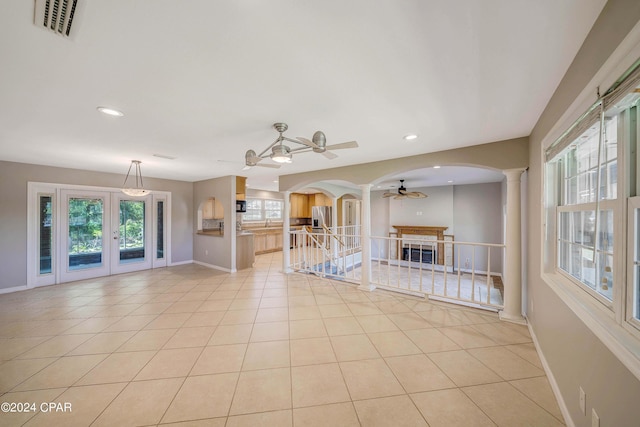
[402,247,434,263]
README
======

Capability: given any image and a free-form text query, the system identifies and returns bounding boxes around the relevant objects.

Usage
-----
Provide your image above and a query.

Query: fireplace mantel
[392,225,449,265]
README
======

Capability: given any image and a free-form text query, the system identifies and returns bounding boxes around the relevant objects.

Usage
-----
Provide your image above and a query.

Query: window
[544,60,640,333]
[242,198,283,222]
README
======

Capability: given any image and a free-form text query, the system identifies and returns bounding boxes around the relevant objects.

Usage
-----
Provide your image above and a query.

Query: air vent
[34,0,80,38]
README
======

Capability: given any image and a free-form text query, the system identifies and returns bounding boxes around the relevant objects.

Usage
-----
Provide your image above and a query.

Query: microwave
[236,200,246,212]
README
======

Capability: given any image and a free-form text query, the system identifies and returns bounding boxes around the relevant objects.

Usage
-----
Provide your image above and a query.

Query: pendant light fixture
[122,160,150,196]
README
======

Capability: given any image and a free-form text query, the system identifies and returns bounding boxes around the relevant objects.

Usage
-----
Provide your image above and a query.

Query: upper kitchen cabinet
[236,176,247,201]
[309,193,332,207]
[202,197,224,219]
[290,193,309,218]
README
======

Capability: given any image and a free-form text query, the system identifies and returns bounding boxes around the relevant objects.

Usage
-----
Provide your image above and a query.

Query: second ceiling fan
[382,180,428,199]
[245,123,358,168]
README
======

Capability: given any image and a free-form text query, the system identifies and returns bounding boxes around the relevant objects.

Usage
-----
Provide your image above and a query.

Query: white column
[500,168,526,324]
[282,191,292,274]
[331,197,339,260]
[358,184,375,291]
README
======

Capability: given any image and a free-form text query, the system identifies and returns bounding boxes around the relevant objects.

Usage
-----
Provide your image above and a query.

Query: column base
[358,283,376,292]
[280,268,293,274]
[499,310,527,325]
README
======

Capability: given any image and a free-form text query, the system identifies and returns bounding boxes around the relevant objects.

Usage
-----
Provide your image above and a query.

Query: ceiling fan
[382,180,428,199]
[245,122,358,167]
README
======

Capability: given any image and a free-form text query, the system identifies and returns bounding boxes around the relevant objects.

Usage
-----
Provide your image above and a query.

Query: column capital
[502,168,526,181]
[358,184,373,191]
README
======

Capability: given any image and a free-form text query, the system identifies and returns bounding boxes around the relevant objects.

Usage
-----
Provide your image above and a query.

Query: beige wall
[0,160,194,290]
[279,137,528,191]
[193,176,235,270]
[528,1,640,425]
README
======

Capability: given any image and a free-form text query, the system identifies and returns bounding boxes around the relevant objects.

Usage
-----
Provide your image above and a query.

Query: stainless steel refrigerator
[311,206,332,232]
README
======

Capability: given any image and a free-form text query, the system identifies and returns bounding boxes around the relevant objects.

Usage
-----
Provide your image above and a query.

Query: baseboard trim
[169,260,194,266]
[193,260,232,273]
[526,317,574,427]
[0,285,29,295]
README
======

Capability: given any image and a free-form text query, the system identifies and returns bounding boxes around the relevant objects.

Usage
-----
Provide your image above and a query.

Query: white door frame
[27,182,172,288]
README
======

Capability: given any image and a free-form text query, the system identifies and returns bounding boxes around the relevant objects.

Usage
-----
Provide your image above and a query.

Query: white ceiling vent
[34,0,81,38]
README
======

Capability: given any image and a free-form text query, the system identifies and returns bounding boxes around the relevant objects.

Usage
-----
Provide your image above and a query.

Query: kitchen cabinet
[251,228,283,254]
[236,233,255,270]
[290,193,309,218]
[310,193,332,207]
[202,197,224,219]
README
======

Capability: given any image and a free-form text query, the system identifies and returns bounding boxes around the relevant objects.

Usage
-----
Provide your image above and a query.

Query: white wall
[388,185,454,232]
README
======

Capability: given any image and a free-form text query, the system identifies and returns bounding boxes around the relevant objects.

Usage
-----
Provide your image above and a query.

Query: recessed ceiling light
[403,134,418,141]
[433,165,441,169]
[448,180,453,183]
[97,106,124,117]
[273,180,279,183]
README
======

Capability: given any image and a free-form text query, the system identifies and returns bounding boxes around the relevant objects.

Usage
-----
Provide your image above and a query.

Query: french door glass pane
[39,195,53,274]
[157,201,164,259]
[119,200,145,263]
[68,198,103,270]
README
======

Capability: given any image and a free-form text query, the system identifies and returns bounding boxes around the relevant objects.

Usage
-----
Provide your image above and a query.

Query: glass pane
[565,175,577,205]
[157,201,164,259]
[68,198,103,270]
[39,195,53,274]
[598,210,614,252]
[572,211,582,243]
[581,247,596,289]
[559,212,570,241]
[570,245,582,279]
[596,252,613,301]
[558,241,570,271]
[119,200,145,263]
[582,211,595,246]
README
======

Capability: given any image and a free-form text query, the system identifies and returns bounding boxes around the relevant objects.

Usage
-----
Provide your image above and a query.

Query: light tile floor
[0,252,564,426]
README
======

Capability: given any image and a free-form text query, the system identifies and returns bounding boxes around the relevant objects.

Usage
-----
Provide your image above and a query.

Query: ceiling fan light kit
[382,179,427,199]
[243,122,358,168]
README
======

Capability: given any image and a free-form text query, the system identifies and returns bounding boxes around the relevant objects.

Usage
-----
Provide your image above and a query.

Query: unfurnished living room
[1,1,640,426]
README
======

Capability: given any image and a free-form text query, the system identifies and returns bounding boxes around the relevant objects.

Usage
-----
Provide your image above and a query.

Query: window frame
[242,198,284,222]
[541,52,640,378]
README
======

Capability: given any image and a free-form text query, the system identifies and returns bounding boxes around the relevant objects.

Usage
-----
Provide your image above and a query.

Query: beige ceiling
[0,0,606,191]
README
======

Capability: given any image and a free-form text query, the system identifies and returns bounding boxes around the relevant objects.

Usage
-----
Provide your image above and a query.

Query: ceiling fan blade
[382,192,395,198]
[406,192,423,199]
[294,137,318,149]
[393,195,406,200]
[398,188,407,195]
[322,151,338,160]
[326,141,358,150]
[256,163,281,169]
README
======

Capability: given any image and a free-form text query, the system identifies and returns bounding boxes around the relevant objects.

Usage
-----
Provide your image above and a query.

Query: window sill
[542,271,640,380]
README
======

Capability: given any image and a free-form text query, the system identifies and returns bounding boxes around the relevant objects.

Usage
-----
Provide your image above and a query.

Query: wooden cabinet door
[214,198,223,219]
[275,232,283,250]
[266,233,276,250]
[254,234,267,253]
[290,194,299,217]
[202,198,214,219]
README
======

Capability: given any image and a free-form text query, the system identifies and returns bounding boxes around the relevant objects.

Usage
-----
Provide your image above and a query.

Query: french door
[59,190,112,282]
[29,184,169,287]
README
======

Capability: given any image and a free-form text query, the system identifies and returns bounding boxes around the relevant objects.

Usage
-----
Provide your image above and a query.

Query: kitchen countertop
[197,229,223,236]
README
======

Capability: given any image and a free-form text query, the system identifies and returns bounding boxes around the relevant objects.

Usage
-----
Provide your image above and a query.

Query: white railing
[369,236,504,310]
[288,227,505,311]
